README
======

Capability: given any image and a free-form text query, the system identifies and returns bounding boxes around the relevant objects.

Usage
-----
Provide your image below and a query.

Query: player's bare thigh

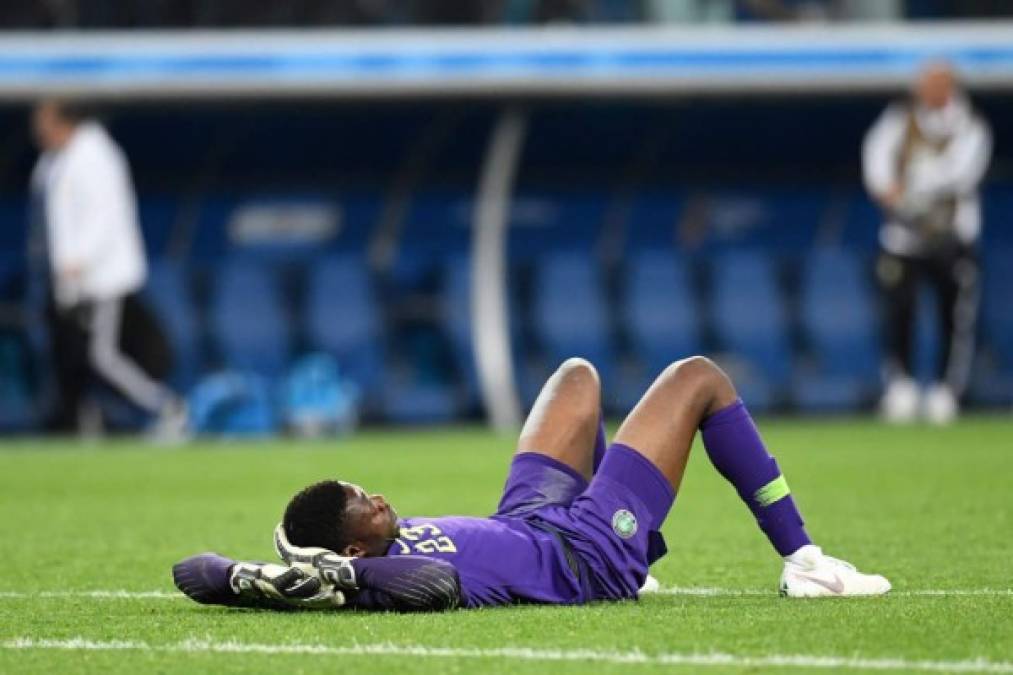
[613,356,738,491]
[516,357,601,481]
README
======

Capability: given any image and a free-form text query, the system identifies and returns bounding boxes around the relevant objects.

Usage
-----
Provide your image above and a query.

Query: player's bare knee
[659,356,728,402]
[554,358,601,419]
[554,358,601,401]
[557,357,599,384]
[661,355,715,383]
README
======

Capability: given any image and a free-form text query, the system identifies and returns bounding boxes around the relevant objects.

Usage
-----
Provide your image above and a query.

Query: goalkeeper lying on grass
[174,357,890,612]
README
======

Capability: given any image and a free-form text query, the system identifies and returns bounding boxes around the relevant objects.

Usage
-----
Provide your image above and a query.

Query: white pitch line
[2,637,1012,673]
[0,590,180,600]
[654,587,1013,598]
[0,587,1010,600]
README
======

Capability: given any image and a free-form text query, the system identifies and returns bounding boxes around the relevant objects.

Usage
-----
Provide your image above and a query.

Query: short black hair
[282,480,351,553]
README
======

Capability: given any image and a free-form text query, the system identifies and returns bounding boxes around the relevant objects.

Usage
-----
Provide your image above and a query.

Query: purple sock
[700,399,811,556]
[592,414,607,474]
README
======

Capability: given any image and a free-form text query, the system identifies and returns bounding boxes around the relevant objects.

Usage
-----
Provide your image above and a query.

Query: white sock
[785,544,822,564]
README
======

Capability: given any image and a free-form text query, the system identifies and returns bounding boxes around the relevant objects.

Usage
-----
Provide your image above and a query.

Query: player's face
[340,481,399,556]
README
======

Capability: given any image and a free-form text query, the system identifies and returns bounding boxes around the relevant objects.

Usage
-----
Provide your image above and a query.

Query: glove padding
[274,523,358,590]
[229,561,346,609]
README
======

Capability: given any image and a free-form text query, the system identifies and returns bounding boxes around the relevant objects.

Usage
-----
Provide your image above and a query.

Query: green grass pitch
[1,417,1011,674]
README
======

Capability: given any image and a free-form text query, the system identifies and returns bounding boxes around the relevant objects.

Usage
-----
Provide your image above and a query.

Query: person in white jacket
[862,62,992,425]
[31,99,186,438]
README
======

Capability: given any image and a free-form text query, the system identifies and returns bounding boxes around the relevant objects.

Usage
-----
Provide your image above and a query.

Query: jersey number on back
[394,523,458,555]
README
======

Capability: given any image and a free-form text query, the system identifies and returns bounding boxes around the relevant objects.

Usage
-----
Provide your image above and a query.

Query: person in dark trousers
[30,99,187,439]
[862,62,992,424]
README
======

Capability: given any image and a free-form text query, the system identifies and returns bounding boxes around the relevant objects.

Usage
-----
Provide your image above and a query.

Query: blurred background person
[862,63,992,424]
[30,100,187,439]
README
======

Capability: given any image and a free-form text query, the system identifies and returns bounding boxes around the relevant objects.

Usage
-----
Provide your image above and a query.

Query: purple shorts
[494,444,675,601]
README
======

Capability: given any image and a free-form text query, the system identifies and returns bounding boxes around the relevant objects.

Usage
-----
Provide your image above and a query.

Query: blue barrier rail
[0,23,1012,98]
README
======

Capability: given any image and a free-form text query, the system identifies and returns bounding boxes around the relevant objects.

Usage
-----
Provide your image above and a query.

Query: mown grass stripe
[0,587,1010,600]
[654,587,1013,598]
[2,637,1011,673]
[0,590,181,599]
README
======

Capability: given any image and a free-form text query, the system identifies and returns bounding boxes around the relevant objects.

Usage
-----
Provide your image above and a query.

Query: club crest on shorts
[612,509,638,539]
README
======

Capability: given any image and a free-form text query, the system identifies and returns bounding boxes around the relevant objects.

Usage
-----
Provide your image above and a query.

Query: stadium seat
[137,195,180,259]
[840,192,882,252]
[507,191,607,265]
[210,259,291,379]
[0,197,27,268]
[281,353,360,436]
[982,184,1013,249]
[391,189,472,291]
[709,250,792,410]
[973,189,1013,402]
[441,256,481,411]
[188,371,279,436]
[384,190,472,423]
[697,188,828,254]
[970,246,1013,405]
[189,192,377,264]
[380,376,459,425]
[144,260,202,392]
[0,333,38,431]
[188,195,239,262]
[379,326,459,425]
[304,255,385,411]
[529,252,617,408]
[623,192,685,255]
[441,255,527,415]
[795,249,880,411]
[332,191,383,254]
[617,251,702,410]
[982,248,1013,369]
[0,253,24,305]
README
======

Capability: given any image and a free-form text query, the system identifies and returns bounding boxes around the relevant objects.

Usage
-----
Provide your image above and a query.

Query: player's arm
[342,556,462,612]
[273,523,462,612]
[172,553,346,611]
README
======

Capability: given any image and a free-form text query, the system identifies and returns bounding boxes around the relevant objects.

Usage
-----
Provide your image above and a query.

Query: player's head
[915,61,957,111]
[31,99,93,151]
[282,479,399,558]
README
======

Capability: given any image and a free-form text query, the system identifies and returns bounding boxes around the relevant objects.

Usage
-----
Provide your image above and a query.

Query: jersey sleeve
[862,104,907,200]
[346,555,462,612]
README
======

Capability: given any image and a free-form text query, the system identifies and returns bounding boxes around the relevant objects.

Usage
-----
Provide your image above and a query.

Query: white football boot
[780,545,891,598]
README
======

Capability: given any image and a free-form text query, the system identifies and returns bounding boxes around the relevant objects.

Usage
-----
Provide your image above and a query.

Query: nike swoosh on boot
[796,572,845,594]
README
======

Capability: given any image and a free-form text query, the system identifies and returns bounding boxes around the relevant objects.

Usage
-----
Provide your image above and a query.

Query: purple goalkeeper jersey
[373,447,675,609]
[387,516,584,607]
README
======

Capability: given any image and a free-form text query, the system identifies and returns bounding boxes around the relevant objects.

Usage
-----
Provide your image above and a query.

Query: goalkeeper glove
[273,522,358,590]
[229,561,346,610]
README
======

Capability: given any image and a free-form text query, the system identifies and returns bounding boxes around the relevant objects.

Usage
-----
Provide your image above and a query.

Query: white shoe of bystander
[880,377,920,424]
[923,382,958,425]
